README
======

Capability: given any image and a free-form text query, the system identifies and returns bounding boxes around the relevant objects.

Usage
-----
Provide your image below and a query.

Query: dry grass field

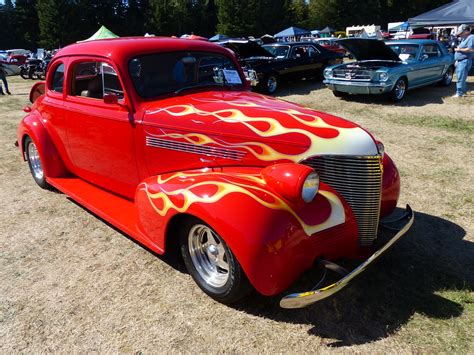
[1,75,473,352]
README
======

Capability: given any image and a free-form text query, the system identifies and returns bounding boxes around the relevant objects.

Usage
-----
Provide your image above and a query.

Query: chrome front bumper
[324,79,393,94]
[280,205,414,309]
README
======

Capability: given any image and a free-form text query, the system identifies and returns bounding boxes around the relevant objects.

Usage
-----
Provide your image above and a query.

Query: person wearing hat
[453,24,474,98]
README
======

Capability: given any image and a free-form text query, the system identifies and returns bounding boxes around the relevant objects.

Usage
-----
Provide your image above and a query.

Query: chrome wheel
[390,78,407,102]
[394,79,406,100]
[266,75,278,94]
[27,141,44,180]
[188,224,229,288]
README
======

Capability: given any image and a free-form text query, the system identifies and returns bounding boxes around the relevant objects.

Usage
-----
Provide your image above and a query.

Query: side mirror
[103,93,119,105]
[421,54,429,61]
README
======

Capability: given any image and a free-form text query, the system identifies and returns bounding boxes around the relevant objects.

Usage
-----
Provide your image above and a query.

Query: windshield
[262,45,290,59]
[129,51,244,98]
[387,44,419,61]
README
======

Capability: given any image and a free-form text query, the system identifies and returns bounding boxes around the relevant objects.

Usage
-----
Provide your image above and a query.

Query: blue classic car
[323,39,455,101]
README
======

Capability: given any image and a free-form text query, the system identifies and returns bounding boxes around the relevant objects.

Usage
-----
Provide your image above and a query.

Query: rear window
[128,51,243,99]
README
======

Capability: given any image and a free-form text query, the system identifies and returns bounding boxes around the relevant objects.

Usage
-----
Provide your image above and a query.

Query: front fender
[135,166,358,296]
[17,111,67,178]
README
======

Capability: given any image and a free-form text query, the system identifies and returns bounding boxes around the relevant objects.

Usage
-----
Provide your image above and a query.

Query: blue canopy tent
[319,26,336,34]
[274,26,311,38]
[209,34,229,42]
[408,0,474,27]
[390,22,410,31]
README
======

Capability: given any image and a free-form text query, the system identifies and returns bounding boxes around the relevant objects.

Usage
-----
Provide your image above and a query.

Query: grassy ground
[1,75,473,352]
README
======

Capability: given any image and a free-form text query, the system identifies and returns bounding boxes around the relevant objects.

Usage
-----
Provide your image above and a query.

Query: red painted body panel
[135,167,358,295]
[17,38,402,297]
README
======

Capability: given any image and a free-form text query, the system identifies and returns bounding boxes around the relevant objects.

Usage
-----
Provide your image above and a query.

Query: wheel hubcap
[28,142,43,180]
[395,80,406,99]
[188,224,229,288]
[267,77,277,93]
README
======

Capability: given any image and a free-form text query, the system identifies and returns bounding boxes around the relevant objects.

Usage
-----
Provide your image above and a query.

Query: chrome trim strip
[146,136,246,161]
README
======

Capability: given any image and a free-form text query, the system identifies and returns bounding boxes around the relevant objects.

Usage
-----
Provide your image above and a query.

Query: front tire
[180,217,252,304]
[438,66,454,86]
[389,77,407,102]
[24,136,50,189]
[332,90,348,98]
[264,74,279,94]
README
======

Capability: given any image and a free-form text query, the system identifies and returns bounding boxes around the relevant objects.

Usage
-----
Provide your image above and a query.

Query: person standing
[453,24,474,98]
[0,61,11,95]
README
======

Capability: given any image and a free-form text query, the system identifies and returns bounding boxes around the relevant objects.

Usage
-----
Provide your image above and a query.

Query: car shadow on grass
[232,208,473,346]
[330,81,474,107]
[68,198,472,346]
[273,78,326,97]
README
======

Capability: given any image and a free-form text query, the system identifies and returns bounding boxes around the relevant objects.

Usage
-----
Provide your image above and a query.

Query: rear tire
[180,217,253,304]
[20,68,29,80]
[438,66,454,87]
[24,136,51,190]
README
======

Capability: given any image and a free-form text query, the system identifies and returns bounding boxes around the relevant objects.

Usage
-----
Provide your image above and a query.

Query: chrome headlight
[324,68,333,79]
[376,141,385,158]
[302,171,320,203]
[379,72,389,81]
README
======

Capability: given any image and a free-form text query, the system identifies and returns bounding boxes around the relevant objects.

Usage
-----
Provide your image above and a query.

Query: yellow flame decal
[148,103,376,160]
[141,172,345,236]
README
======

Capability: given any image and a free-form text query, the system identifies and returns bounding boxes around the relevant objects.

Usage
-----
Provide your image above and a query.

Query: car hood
[219,40,275,60]
[142,91,378,166]
[337,39,401,62]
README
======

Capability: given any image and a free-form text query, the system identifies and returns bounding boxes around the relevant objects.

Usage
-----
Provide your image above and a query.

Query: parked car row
[218,37,455,101]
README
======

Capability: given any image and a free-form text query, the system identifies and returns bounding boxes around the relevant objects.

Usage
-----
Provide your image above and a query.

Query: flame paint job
[17,38,402,298]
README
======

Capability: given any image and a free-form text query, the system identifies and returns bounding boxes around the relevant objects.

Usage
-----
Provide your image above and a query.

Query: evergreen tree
[290,0,309,29]
[37,0,65,48]
[215,0,258,37]
[0,0,16,49]
[15,0,40,50]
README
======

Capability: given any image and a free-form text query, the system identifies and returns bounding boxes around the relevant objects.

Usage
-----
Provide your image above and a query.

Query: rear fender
[17,111,67,178]
[135,166,356,296]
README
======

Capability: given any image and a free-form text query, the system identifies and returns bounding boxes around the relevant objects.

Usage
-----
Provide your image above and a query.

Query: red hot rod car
[17,38,413,308]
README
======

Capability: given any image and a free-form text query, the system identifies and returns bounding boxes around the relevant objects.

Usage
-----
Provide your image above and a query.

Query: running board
[46,177,164,254]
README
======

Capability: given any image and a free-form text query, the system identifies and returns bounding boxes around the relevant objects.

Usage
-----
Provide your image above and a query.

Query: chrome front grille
[146,136,246,161]
[333,69,372,81]
[302,155,383,246]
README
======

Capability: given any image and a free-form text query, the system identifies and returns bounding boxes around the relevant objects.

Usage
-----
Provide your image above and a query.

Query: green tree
[15,0,40,49]
[37,0,65,48]
[0,0,16,49]
[215,0,258,37]
[290,0,309,29]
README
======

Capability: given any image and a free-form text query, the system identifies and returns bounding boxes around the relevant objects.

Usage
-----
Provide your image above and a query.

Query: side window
[422,44,440,59]
[70,61,124,100]
[292,46,309,58]
[308,46,319,57]
[50,64,64,93]
[103,64,124,99]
